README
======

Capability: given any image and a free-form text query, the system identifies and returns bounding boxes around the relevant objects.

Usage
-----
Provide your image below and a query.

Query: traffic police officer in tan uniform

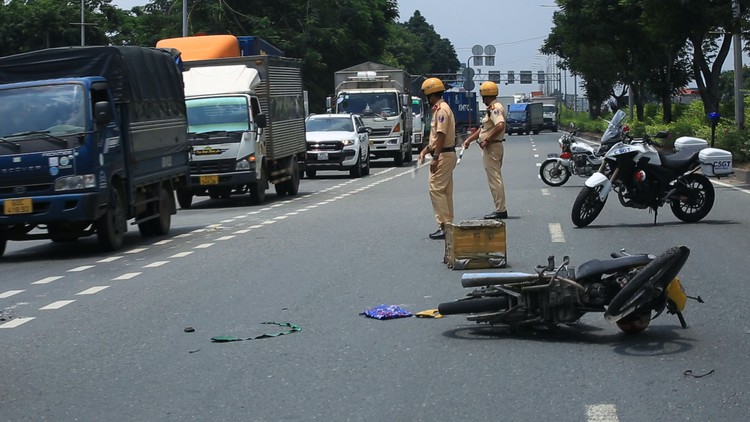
[418,77,457,239]
[462,81,508,219]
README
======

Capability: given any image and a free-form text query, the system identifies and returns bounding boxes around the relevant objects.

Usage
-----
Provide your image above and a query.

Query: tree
[402,11,460,75]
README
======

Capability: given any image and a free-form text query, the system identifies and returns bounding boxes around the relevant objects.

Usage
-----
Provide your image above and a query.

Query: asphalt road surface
[2,132,749,421]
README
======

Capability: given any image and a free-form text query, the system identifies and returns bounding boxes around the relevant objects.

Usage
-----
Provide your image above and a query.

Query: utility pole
[733,0,744,129]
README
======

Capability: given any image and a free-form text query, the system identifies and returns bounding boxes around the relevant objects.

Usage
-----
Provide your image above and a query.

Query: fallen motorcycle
[539,111,628,187]
[438,246,700,334]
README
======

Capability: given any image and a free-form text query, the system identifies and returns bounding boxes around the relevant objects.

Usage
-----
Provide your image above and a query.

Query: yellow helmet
[479,81,499,97]
[421,78,445,95]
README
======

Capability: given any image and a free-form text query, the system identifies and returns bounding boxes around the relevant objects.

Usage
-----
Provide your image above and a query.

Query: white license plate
[318,152,328,160]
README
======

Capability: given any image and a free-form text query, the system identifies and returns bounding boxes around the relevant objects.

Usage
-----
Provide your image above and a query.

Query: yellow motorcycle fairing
[666,277,687,311]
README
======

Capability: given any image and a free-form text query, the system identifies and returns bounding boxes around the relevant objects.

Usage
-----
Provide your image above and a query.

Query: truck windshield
[186,97,249,133]
[543,105,555,114]
[337,93,399,118]
[508,111,526,120]
[412,101,422,116]
[0,84,86,138]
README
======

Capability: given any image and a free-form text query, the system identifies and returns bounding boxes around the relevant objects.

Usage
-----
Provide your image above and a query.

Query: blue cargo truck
[506,102,544,135]
[0,46,190,257]
[444,91,479,137]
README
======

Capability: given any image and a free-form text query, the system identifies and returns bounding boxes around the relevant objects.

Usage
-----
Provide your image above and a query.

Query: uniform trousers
[428,152,458,227]
[482,140,506,213]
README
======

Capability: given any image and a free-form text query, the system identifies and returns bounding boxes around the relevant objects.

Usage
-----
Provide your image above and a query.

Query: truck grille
[190,159,236,174]
[0,183,52,196]
[369,128,392,137]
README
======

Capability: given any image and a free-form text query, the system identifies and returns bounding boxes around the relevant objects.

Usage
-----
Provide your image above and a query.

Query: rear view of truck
[157,35,306,207]
[0,46,189,257]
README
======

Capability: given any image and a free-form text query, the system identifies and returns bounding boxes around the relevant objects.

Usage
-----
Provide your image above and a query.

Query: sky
[113,0,743,97]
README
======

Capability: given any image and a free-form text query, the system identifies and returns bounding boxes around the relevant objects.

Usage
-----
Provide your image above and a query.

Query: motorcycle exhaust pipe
[461,272,538,288]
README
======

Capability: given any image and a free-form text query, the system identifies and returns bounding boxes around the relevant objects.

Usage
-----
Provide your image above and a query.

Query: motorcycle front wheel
[605,246,690,324]
[571,185,607,227]
[539,159,571,186]
[670,174,715,223]
[438,296,510,316]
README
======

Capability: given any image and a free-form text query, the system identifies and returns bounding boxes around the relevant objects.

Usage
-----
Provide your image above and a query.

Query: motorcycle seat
[575,255,653,280]
[658,150,699,172]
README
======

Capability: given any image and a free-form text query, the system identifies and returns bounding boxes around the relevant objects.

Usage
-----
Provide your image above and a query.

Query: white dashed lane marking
[77,286,109,295]
[143,261,169,268]
[112,273,141,281]
[0,317,35,329]
[40,300,75,310]
[586,404,619,422]
[32,276,64,285]
[97,256,122,263]
[549,223,566,243]
[170,252,193,258]
[0,290,24,299]
[68,265,94,272]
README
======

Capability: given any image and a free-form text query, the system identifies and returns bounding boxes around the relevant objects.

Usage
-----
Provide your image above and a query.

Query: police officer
[418,78,457,240]
[462,81,508,219]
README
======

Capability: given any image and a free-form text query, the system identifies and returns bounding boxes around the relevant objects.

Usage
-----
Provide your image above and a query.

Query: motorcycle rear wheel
[539,159,571,186]
[670,174,715,223]
[438,296,510,316]
[571,185,606,227]
[605,246,690,324]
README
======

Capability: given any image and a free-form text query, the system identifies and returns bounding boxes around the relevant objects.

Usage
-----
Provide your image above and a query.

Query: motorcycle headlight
[55,174,97,191]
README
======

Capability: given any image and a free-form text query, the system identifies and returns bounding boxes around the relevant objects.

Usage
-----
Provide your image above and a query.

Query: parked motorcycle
[570,128,733,227]
[438,245,698,334]
[539,111,629,186]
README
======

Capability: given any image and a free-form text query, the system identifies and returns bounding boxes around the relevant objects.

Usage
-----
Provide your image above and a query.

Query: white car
[305,113,371,178]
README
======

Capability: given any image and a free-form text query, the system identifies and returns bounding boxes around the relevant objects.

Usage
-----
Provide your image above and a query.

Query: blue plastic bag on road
[361,304,413,320]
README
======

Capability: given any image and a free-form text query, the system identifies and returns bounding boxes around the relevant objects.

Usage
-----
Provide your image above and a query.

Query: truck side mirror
[94,101,112,126]
[255,113,267,129]
[326,97,333,112]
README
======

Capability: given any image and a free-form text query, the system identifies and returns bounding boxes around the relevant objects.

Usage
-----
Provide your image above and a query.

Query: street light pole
[733,0,744,129]
[80,0,85,46]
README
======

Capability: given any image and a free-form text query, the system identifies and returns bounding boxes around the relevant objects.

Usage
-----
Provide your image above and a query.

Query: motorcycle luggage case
[444,220,507,270]
[698,147,733,176]
[674,136,708,154]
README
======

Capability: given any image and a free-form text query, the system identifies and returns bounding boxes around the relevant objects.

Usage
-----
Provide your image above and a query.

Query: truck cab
[331,64,413,167]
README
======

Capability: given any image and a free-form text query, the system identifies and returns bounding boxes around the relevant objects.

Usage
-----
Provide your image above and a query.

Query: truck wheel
[404,145,413,163]
[305,169,317,178]
[139,184,172,237]
[249,165,267,205]
[176,188,192,209]
[0,229,7,258]
[394,151,404,167]
[275,157,300,196]
[96,183,127,251]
